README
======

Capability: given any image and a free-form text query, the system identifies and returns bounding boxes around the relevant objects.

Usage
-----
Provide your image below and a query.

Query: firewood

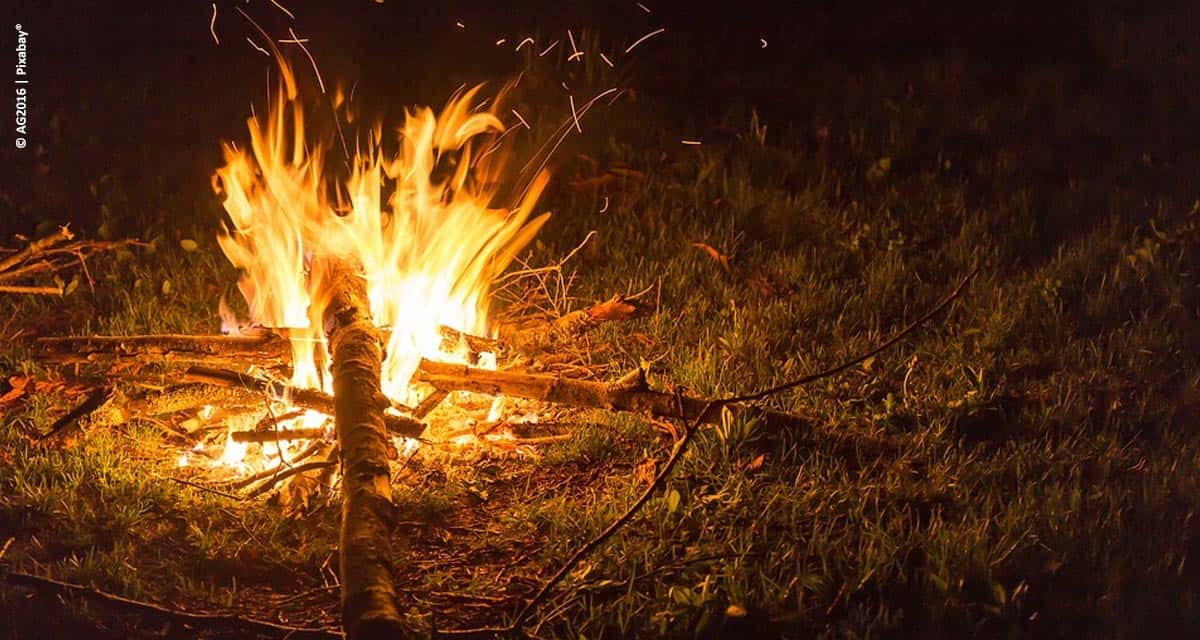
[37,332,291,367]
[0,226,74,274]
[181,365,425,439]
[230,428,328,443]
[412,360,810,430]
[438,293,643,358]
[316,256,406,640]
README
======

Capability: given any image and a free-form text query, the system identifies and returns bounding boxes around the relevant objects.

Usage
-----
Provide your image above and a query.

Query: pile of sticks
[0,226,139,296]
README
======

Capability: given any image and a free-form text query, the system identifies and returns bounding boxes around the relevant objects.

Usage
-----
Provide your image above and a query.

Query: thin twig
[164,476,246,501]
[246,460,336,498]
[36,386,114,442]
[721,266,980,404]
[3,570,343,638]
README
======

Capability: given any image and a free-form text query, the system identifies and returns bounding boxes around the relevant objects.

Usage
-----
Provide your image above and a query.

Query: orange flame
[213,57,548,401]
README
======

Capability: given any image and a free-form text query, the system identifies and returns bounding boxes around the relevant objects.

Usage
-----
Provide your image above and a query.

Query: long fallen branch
[182,366,425,439]
[3,570,343,639]
[412,360,809,430]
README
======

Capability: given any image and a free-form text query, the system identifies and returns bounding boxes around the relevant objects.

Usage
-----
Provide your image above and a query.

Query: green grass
[2,34,1199,640]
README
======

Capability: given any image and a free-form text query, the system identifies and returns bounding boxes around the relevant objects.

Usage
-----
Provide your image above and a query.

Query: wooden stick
[439,293,643,358]
[412,360,809,430]
[36,386,115,442]
[3,570,342,639]
[181,366,425,439]
[0,284,62,295]
[36,332,291,366]
[317,256,406,639]
[0,226,73,274]
[231,428,328,443]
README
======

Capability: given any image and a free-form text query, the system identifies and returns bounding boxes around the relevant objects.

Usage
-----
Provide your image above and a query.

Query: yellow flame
[213,56,549,400]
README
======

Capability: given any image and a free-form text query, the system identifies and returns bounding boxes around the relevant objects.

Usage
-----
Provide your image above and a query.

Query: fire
[213,57,549,404]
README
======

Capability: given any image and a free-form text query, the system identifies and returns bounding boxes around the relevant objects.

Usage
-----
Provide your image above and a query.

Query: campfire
[23,50,972,640]
[26,54,818,637]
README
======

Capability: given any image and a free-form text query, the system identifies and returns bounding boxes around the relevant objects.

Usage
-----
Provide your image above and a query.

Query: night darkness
[1,1,1199,639]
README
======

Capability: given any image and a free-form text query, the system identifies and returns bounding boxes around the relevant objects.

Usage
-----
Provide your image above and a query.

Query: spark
[269,0,295,20]
[495,37,507,46]
[515,87,619,203]
[569,51,585,61]
[569,95,582,133]
[600,52,614,67]
[760,37,768,48]
[287,27,325,94]
[567,29,580,60]
[681,139,702,145]
[625,27,665,53]
[561,81,570,91]
[636,2,652,13]
[511,109,530,130]
[455,21,465,29]
[209,4,219,45]
[245,36,270,57]
[599,196,609,213]
[516,37,535,51]
[539,40,559,56]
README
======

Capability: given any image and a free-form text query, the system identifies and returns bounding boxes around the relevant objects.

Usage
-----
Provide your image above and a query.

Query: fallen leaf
[0,376,29,405]
[745,453,765,472]
[630,332,657,348]
[634,458,657,486]
[588,295,639,321]
[692,242,731,273]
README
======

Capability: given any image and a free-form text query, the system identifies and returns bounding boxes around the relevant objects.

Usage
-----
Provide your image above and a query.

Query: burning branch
[181,365,425,439]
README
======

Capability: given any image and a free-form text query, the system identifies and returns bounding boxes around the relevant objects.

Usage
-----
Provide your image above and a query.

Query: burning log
[412,360,810,431]
[316,256,405,639]
[181,365,425,439]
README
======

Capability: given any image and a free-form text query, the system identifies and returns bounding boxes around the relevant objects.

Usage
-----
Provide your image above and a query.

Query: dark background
[1,0,1197,238]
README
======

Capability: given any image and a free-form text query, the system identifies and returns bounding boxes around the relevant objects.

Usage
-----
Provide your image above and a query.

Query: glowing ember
[212,56,549,405]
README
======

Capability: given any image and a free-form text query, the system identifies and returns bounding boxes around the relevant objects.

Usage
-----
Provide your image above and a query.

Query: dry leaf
[634,457,658,486]
[630,332,657,348]
[278,472,324,518]
[0,376,29,405]
[588,295,639,321]
[691,242,731,273]
[745,453,766,472]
